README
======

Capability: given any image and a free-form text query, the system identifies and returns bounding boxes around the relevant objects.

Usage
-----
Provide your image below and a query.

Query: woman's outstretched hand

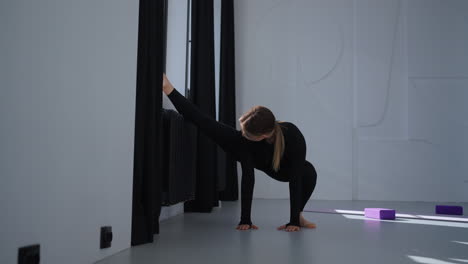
[236,224,259,231]
[162,73,175,95]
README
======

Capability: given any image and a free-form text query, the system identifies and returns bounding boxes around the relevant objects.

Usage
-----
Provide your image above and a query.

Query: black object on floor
[18,244,40,264]
[100,226,113,249]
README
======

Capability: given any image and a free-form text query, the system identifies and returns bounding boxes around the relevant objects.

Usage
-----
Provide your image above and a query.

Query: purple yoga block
[436,205,463,215]
[364,208,396,220]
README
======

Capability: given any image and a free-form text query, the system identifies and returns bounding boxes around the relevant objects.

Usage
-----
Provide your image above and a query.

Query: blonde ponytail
[272,121,285,171]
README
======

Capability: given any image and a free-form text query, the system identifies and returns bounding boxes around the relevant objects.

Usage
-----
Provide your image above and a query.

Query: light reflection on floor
[341,214,468,228]
[327,209,468,223]
[449,259,468,263]
[408,255,460,264]
[452,241,468,246]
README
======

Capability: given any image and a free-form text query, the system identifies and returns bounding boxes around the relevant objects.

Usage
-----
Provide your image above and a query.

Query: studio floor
[97,199,468,264]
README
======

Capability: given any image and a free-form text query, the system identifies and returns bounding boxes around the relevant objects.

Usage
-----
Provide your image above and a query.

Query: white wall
[0,1,139,263]
[235,0,354,200]
[357,0,468,202]
[235,0,468,202]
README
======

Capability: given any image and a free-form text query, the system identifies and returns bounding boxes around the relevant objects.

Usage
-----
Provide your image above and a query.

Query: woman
[162,74,317,232]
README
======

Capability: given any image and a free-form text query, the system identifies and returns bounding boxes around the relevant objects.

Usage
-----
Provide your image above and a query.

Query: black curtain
[131,0,165,246]
[184,0,219,212]
[218,0,238,201]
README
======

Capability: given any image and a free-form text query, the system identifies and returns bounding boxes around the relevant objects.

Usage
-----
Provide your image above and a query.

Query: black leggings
[299,161,317,211]
[269,160,317,211]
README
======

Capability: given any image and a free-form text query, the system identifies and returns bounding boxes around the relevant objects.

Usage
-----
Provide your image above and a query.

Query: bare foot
[277,224,300,232]
[300,213,317,229]
[236,224,259,231]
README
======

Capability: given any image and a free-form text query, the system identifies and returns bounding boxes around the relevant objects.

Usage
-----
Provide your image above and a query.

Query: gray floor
[97,199,468,264]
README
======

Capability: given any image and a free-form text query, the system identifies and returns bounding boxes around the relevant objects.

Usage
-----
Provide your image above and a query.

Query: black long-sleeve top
[167,88,307,227]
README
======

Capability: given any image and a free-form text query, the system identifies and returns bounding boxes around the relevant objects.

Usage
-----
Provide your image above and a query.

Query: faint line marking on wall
[408,75,468,150]
[409,76,468,80]
[297,24,345,88]
[406,78,443,148]
[359,0,402,128]
[253,0,285,31]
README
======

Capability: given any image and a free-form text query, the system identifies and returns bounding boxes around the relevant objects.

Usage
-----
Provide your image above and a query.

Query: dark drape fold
[184,0,219,212]
[218,0,238,201]
[131,0,165,246]
[161,109,197,206]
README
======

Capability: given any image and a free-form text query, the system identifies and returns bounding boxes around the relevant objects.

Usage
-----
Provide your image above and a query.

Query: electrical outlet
[100,226,113,249]
[18,244,40,264]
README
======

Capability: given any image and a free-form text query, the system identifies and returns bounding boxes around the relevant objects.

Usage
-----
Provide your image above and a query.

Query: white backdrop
[0,0,139,263]
[234,0,468,202]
